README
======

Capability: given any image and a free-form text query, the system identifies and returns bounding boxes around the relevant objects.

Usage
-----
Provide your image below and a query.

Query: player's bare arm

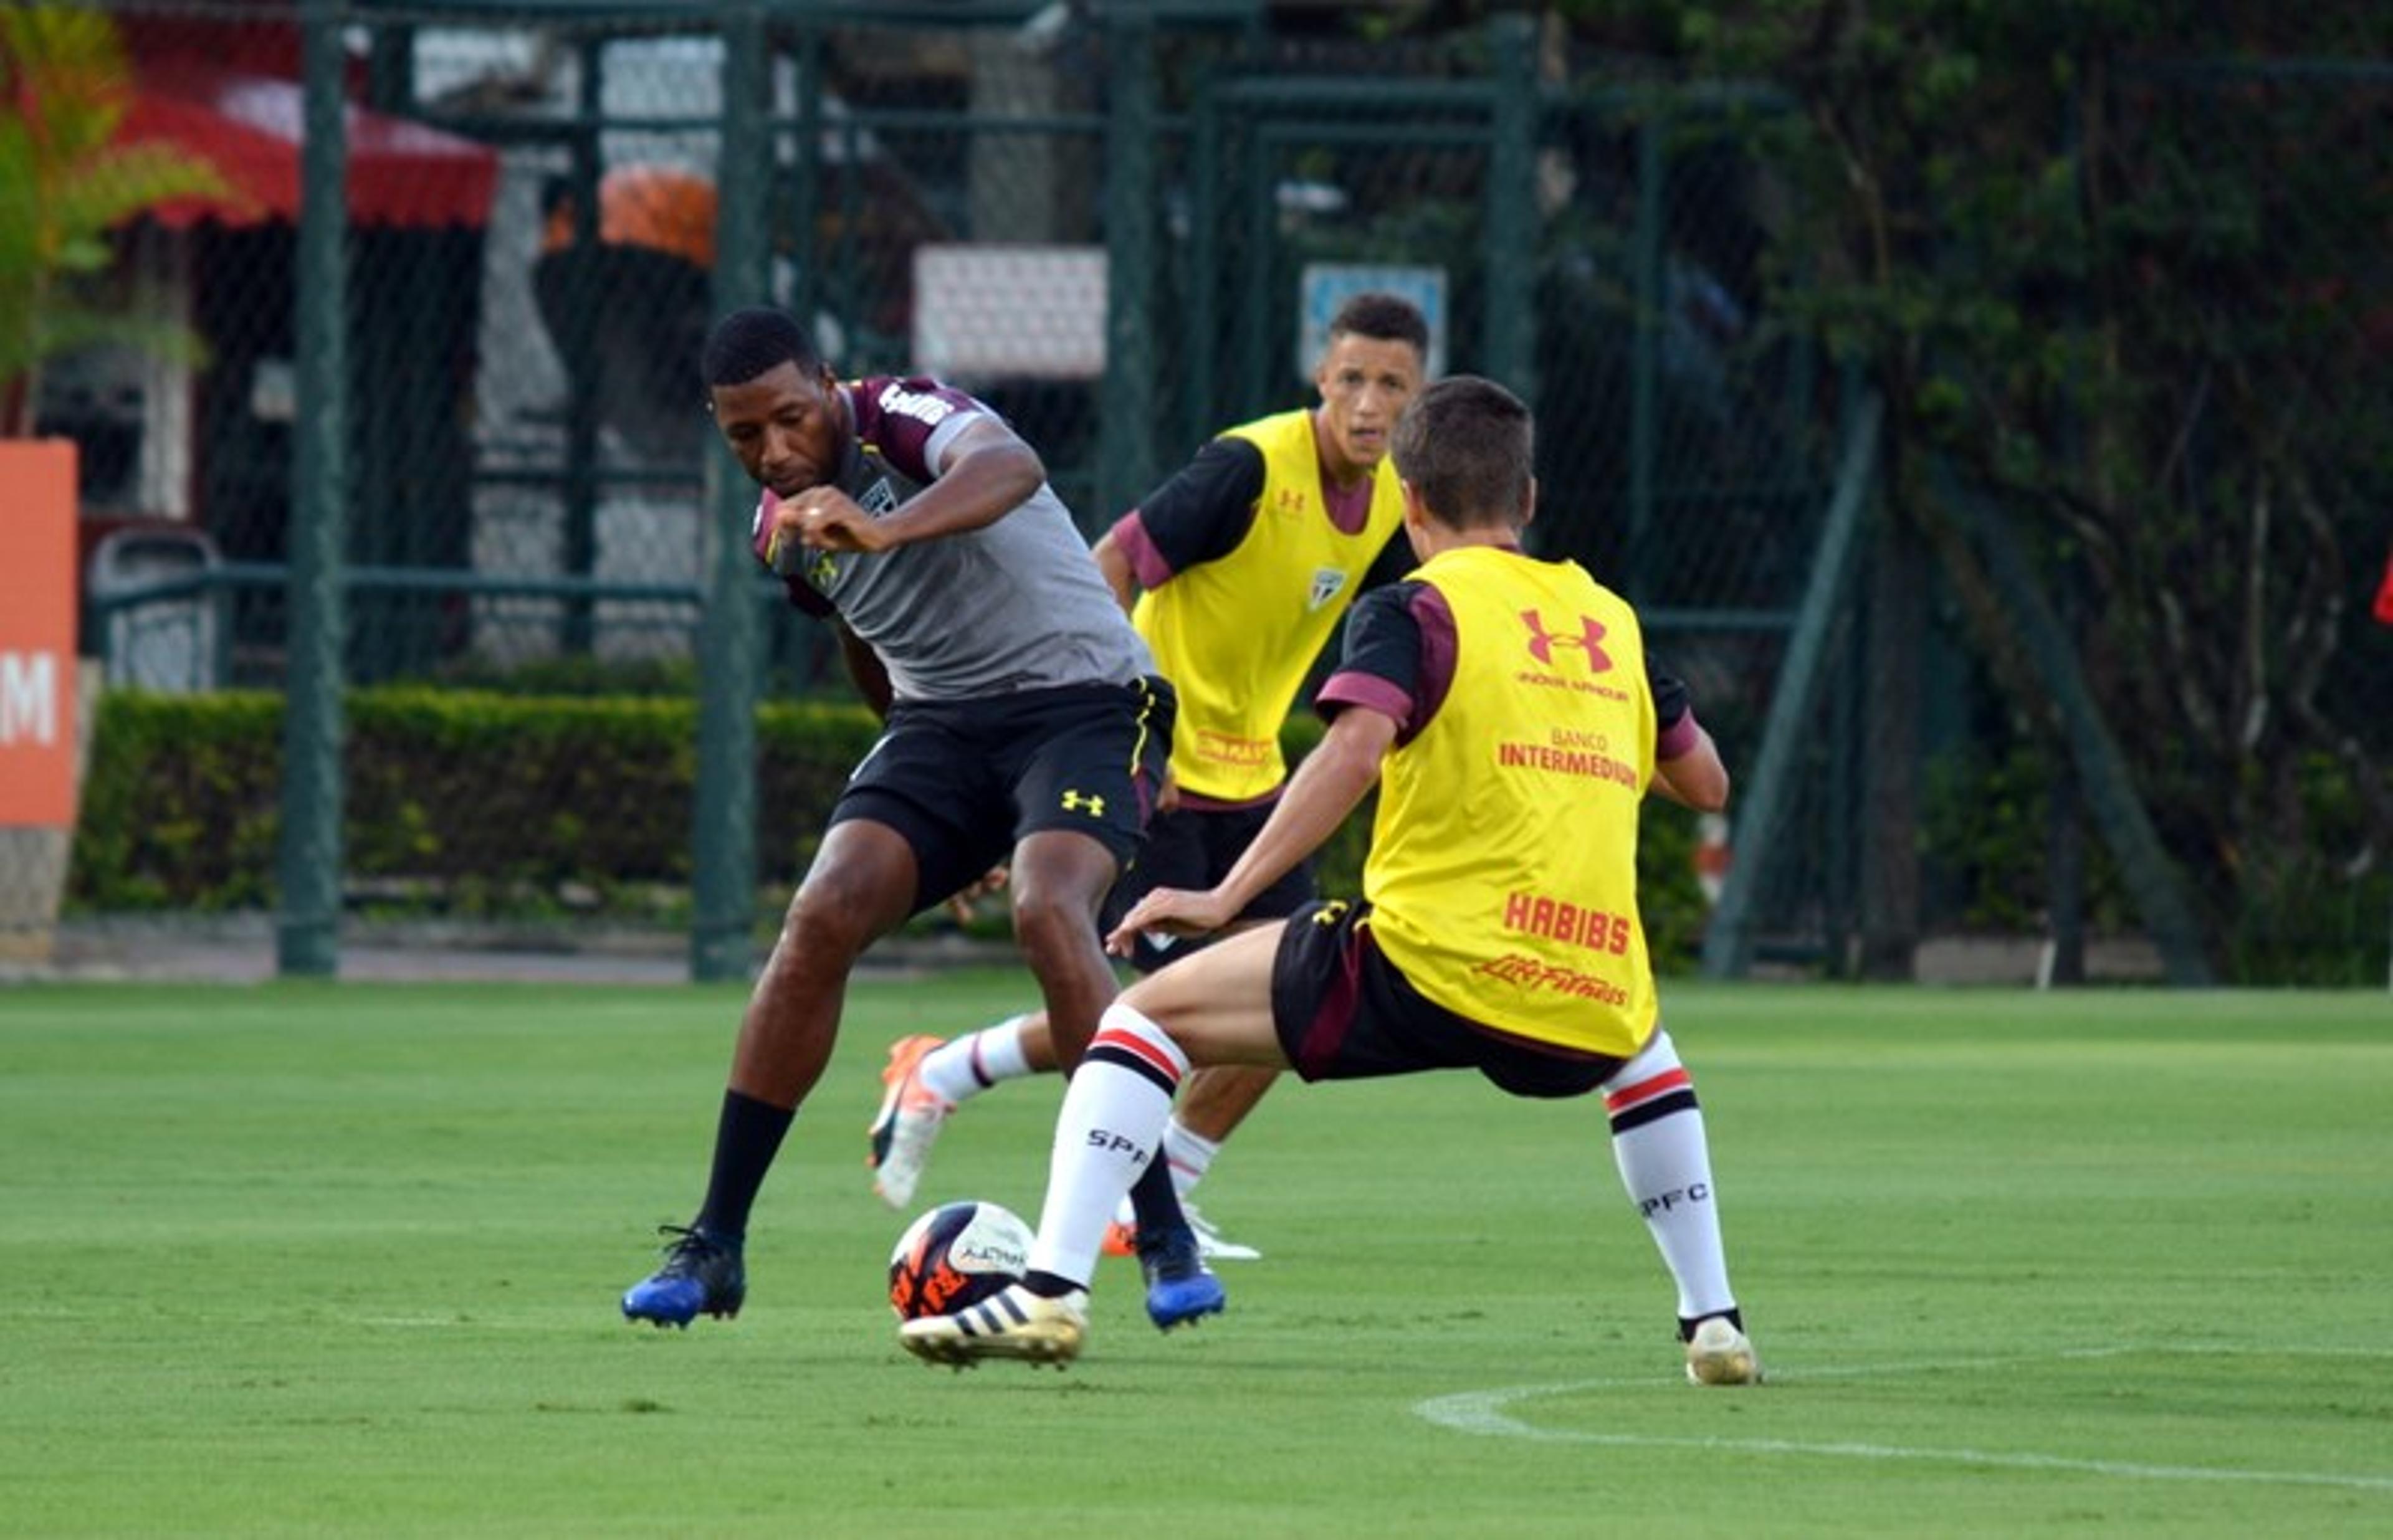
[1109,704,1395,951]
[763,416,1043,556]
[768,485,884,553]
[833,622,893,718]
[1648,723,1729,811]
[1089,529,1140,612]
[943,865,1010,924]
[1087,526,1187,810]
[886,416,1045,546]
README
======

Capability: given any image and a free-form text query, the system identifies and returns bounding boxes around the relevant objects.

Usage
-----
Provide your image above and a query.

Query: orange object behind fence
[0,442,80,828]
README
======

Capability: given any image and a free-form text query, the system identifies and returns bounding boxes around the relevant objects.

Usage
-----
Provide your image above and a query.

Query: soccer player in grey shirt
[622,307,1225,1332]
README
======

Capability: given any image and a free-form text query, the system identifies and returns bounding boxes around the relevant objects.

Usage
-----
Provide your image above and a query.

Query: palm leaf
[1,4,247,434]
[53,142,246,237]
[29,305,214,372]
[0,122,42,272]
[1,4,134,166]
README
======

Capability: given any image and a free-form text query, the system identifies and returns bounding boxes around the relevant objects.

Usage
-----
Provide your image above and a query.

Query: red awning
[123,61,497,231]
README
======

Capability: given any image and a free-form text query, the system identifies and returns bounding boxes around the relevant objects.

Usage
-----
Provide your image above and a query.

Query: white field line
[1413,1347,2393,1494]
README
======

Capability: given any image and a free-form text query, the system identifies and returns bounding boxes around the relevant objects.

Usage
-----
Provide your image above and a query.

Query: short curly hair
[1325,291,1430,359]
[701,307,821,389]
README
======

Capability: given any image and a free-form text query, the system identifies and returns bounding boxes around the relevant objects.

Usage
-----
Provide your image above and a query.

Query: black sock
[1021,1270,1080,1299]
[1678,1307,1744,1342]
[1127,1155,1192,1250]
[694,1090,795,1242]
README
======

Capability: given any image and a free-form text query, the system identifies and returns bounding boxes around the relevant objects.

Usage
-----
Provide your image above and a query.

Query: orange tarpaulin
[122,60,497,231]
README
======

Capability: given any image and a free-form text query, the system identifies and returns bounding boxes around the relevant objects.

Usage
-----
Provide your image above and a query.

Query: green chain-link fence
[1694,55,2393,987]
[7,2,2386,985]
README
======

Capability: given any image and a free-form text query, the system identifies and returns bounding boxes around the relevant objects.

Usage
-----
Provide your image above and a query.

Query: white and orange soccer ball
[887,1199,1033,1322]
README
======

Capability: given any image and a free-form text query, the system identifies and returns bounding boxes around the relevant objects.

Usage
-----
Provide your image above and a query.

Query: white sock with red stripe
[1602,1027,1737,1324]
[1162,1119,1220,1199]
[917,1014,1038,1107]
[1025,1004,1188,1289]
[1108,1118,1221,1229]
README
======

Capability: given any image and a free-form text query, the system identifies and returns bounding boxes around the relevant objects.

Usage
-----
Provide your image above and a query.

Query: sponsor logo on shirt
[1193,729,1271,768]
[1501,890,1633,955]
[1512,610,1631,702]
[1519,608,1613,672]
[1307,567,1349,612]
[1470,951,1631,1006]
[1496,737,1640,789]
[876,382,957,428]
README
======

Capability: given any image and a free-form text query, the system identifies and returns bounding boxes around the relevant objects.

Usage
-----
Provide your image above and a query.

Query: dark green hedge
[69,688,874,918]
[69,688,1715,968]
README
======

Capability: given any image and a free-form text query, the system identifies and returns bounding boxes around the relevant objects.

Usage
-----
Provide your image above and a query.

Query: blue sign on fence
[1298,264,1448,384]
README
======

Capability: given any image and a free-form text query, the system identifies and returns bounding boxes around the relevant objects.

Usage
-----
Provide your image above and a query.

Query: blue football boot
[1139,1226,1226,1331]
[622,1224,745,1328]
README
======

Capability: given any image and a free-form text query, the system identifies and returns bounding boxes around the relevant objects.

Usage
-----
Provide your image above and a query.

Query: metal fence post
[1485,11,1537,401]
[275,0,349,978]
[1930,460,2217,987]
[1703,392,1882,980]
[560,34,605,657]
[1187,78,1223,449]
[1626,105,1665,601]
[690,7,773,983]
[1097,2,1160,528]
[786,21,824,341]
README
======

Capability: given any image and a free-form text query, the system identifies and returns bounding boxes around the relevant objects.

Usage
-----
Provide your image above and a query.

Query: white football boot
[1684,1315,1763,1386]
[867,1035,952,1211]
[900,1285,1089,1369]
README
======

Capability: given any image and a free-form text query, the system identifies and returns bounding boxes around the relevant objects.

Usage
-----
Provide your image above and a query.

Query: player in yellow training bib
[900,376,1762,1388]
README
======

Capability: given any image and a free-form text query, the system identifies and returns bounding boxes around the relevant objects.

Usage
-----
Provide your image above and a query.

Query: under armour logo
[1521,609,1613,673]
[1274,487,1306,515]
[1061,790,1107,817]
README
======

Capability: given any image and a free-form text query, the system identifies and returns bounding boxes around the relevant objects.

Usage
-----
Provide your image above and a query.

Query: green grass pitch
[2,975,2387,1537]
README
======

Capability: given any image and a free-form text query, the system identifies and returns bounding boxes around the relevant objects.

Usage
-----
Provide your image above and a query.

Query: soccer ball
[887,1199,1033,1321]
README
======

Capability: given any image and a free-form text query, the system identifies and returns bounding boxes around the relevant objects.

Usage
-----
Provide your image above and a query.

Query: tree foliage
[1541,0,2393,973]
[0,4,243,435]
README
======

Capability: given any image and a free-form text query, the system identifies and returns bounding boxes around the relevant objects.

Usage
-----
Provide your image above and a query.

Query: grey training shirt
[751,376,1154,702]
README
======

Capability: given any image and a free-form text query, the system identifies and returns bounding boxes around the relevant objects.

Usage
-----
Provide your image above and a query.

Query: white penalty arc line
[1413,1357,2393,1495]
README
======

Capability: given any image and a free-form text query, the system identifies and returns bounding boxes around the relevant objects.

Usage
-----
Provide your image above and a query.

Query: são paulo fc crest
[1307,567,1349,612]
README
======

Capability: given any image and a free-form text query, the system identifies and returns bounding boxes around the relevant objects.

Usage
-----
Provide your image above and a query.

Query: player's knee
[1008,884,1097,966]
[781,872,891,959]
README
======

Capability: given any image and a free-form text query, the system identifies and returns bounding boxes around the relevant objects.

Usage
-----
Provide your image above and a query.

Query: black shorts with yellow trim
[1100,799,1317,976]
[1269,898,1628,1100]
[828,675,1175,916]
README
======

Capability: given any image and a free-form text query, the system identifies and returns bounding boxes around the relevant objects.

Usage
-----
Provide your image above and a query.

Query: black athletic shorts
[1099,799,1318,976]
[1269,898,1629,1100]
[829,675,1175,916]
